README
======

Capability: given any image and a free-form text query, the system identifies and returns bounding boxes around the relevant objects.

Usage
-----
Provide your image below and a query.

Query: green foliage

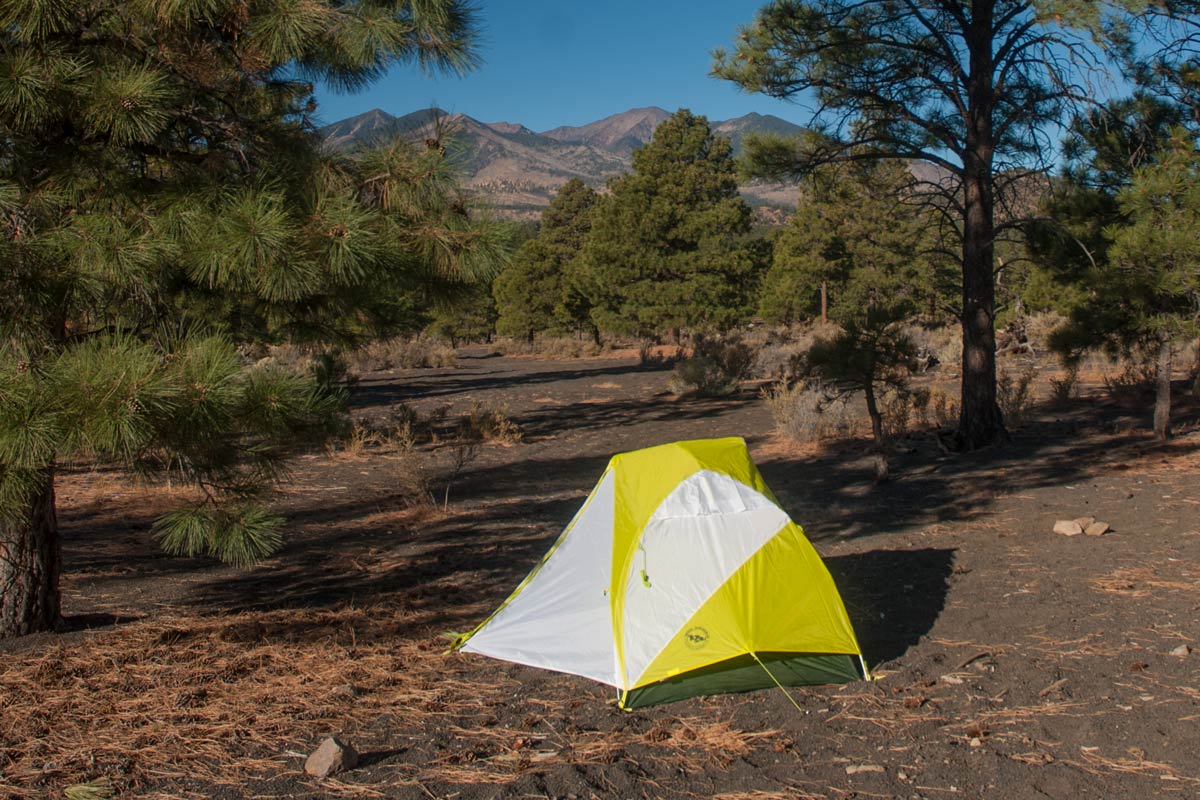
[493,179,599,339]
[714,0,1120,448]
[761,160,955,325]
[1097,132,1200,346]
[573,110,767,338]
[803,306,918,480]
[0,0,495,580]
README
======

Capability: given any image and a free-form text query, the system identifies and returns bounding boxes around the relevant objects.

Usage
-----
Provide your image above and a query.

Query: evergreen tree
[714,0,1124,449]
[573,110,766,339]
[0,0,497,638]
[493,179,598,340]
[1052,132,1200,439]
[761,161,955,325]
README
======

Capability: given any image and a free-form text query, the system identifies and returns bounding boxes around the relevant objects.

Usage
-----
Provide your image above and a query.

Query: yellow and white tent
[453,437,867,708]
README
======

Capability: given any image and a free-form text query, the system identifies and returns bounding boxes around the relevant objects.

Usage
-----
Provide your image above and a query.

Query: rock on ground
[305,737,358,780]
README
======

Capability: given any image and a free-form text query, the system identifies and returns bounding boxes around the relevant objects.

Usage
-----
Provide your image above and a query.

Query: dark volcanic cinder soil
[2,350,1198,800]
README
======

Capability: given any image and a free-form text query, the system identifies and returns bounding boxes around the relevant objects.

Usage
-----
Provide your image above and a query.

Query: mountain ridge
[320,106,807,219]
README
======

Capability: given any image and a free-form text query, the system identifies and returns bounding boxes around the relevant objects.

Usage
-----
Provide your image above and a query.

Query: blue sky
[312,1,803,130]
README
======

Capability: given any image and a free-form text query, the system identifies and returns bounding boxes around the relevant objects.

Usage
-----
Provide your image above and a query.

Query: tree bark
[955,0,1006,450]
[1191,335,1199,398]
[863,380,889,482]
[0,470,62,638]
[820,281,828,325]
[1154,330,1172,441]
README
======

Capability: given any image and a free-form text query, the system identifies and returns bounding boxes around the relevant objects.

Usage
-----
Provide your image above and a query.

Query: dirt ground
[2,350,1199,799]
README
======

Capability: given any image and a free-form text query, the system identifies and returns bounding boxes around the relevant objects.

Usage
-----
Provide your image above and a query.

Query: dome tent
[452,437,867,708]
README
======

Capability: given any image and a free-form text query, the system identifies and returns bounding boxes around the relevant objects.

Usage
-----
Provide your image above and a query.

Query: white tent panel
[622,470,788,684]
[462,470,620,686]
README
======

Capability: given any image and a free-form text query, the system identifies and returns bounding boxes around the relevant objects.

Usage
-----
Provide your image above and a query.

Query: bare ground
[2,350,1199,799]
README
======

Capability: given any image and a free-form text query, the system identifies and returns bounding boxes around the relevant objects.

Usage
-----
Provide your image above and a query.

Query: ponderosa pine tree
[0,0,502,638]
[493,179,598,341]
[1049,131,1200,440]
[714,0,1125,449]
[761,160,955,325]
[573,110,765,339]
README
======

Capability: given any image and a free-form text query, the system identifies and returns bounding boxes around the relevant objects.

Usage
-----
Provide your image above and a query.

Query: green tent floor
[619,651,864,709]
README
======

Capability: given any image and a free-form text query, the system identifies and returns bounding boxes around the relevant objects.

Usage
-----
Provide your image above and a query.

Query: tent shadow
[823,548,955,667]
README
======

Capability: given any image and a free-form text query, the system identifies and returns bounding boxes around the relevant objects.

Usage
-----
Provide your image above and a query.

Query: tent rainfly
[452,437,868,708]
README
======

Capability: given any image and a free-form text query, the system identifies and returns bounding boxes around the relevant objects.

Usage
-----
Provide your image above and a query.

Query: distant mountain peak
[540,106,673,152]
[319,105,807,220]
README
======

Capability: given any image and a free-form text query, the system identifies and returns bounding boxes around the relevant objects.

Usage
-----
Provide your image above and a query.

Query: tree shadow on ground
[61,366,1199,646]
[350,358,675,409]
[825,548,956,667]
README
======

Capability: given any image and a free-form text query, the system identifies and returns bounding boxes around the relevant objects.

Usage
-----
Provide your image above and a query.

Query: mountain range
[320,106,805,220]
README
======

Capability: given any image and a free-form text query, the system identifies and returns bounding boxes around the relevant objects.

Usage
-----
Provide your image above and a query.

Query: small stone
[1084,521,1110,537]
[846,764,885,775]
[330,684,358,700]
[305,737,358,780]
[969,737,982,747]
[1170,644,1192,657]
[1074,516,1096,529]
[1053,520,1083,536]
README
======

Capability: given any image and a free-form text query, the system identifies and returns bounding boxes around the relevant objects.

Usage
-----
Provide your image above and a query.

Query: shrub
[1102,353,1157,404]
[668,357,735,396]
[997,363,1036,427]
[492,335,605,359]
[1025,312,1068,353]
[762,380,853,442]
[1049,362,1079,405]
[903,325,960,373]
[458,402,522,444]
[345,336,457,373]
[881,386,924,439]
[669,335,757,395]
[927,387,959,430]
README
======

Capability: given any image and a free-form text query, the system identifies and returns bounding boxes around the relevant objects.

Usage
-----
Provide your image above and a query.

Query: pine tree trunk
[0,470,62,638]
[955,1,1006,450]
[820,281,828,325]
[1191,335,1199,398]
[863,381,889,482]
[1153,330,1172,442]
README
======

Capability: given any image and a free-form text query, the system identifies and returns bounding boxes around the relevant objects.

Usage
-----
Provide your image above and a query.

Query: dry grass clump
[667,336,757,396]
[457,402,522,445]
[752,323,839,380]
[904,324,961,373]
[996,362,1036,428]
[1049,362,1080,405]
[345,336,457,373]
[1024,311,1068,352]
[492,335,606,359]
[762,380,854,442]
[926,386,960,430]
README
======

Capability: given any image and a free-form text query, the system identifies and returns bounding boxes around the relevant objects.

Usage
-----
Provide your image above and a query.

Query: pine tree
[0,0,496,638]
[714,0,1125,449]
[1051,132,1200,439]
[761,161,955,325]
[493,179,599,340]
[573,110,766,339]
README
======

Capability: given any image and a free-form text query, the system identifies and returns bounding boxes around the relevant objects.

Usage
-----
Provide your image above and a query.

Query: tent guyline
[452,437,867,709]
